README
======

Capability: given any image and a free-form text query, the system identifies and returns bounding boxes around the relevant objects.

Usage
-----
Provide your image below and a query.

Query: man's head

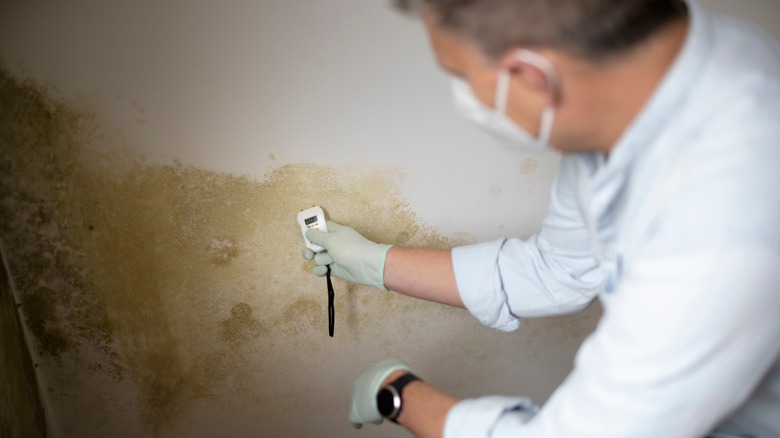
[395,0,689,153]
[395,0,687,62]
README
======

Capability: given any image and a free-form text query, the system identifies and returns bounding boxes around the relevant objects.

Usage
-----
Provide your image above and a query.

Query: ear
[498,50,561,105]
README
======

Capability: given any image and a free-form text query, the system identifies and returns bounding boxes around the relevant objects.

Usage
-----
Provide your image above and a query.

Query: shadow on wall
[0,244,47,437]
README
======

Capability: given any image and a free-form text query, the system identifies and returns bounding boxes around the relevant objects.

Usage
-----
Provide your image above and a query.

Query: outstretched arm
[383,246,464,308]
[304,222,464,307]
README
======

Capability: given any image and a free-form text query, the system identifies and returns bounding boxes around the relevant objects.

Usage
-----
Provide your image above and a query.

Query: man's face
[420,13,552,147]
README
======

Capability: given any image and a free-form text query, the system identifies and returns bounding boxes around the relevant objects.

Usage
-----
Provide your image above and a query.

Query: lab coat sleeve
[443,396,538,436]
[444,244,780,438]
[452,155,605,330]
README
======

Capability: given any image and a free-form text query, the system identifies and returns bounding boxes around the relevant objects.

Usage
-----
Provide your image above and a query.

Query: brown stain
[0,249,47,438]
[277,298,322,332]
[219,303,265,347]
[0,68,601,436]
[449,232,477,247]
[208,238,239,266]
[0,67,455,434]
[520,157,538,175]
[19,286,70,365]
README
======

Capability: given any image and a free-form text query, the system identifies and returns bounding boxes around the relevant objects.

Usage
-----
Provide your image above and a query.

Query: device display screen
[304,216,318,226]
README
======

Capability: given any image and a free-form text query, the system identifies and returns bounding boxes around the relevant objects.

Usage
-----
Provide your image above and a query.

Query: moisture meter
[297,206,328,253]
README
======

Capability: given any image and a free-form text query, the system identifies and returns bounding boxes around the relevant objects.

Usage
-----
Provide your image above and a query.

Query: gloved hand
[303,221,392,291]
[348,359,413,429]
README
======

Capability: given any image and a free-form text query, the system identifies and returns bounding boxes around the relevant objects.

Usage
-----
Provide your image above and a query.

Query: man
[303,0,780,436]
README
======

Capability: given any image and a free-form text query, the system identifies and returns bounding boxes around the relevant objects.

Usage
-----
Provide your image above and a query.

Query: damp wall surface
[0,1,778,438]
[0,69,599,438]
[0,248,47,437]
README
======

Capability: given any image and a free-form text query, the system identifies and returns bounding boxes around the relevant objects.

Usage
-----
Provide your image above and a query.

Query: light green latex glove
[303,221,392,291]
[348,359,413,429]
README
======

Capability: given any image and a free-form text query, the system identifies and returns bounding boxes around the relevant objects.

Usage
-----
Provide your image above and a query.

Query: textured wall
[1,1,776,437]
[0,70,599,437]
[0,237,47,437]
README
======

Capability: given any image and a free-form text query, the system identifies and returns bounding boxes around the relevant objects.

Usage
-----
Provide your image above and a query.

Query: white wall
[1,0,777,239]
[0,1,777,437]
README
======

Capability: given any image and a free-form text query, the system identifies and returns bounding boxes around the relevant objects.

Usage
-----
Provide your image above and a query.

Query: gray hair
[394,0,688,61]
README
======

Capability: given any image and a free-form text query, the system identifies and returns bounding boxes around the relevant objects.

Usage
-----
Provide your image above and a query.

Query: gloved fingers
[313,265,329,277]
[305,220,355,248]
[325,220,345,232]
[313,252,333,266]
[354,360,412,404]
[349,397,366,429]
[316,264,353,283]
[346,359,412,428]
[305,228,329,247]
[301,247,315,261]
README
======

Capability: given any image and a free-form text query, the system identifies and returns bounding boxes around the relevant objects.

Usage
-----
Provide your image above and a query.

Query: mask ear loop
[494,70,512,113]
[538,106,556,147]
[506,50,561,146]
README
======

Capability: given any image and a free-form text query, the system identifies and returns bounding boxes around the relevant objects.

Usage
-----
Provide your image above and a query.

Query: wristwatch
[376,373,420,423]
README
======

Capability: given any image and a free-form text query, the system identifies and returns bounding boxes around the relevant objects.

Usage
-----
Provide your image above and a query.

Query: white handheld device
[297,206,328,253]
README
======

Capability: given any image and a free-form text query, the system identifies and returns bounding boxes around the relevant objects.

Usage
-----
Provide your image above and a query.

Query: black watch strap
[377,373,421,423]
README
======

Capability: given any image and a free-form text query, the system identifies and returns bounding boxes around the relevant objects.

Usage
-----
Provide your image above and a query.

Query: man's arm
[304,223,465,307]
[305,156,603,326]
[381,369,460,438]
[366,246,780,438]
[383,246,464,308]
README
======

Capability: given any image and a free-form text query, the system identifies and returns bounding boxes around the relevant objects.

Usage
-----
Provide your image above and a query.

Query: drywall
[0,1,777,437]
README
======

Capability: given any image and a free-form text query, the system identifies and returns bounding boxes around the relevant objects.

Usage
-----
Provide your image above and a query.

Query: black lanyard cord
[326,265,335,337]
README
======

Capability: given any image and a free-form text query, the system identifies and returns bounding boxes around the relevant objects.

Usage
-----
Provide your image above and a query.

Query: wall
[0,66,599,438]
[0,1,777,437]
[0,247,47,437]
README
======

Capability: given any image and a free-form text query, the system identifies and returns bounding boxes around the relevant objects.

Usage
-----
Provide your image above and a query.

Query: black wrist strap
[388,373,421,423]
[326,265,334,337]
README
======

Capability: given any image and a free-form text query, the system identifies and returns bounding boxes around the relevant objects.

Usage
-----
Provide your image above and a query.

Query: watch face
[376,387,398,418]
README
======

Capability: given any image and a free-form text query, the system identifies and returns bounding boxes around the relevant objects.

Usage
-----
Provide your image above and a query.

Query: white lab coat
[446,1,780,437]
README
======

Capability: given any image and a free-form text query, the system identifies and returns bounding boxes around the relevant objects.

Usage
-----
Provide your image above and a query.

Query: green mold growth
[0,68,453,435]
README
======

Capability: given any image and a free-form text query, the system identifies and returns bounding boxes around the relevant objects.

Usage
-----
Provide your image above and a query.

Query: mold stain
[208,238,239,266]
[488,184,503,199]
[0,68,460,435]
[449,232,477,247]
[520,157,538,175]
[0,249,47,438]
[219,303,265,347]
[19,286,70,365]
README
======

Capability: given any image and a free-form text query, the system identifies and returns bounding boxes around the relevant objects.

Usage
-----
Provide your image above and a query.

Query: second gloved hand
[348,359,413,429]
[303,221,392,291]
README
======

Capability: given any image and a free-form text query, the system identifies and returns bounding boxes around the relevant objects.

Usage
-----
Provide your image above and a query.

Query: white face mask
[451,50,558,152]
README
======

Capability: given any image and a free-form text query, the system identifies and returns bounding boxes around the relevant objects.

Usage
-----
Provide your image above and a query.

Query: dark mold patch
[20,286,70,365]
[0,67,456,434]
[219,303,265,347]
[0,247,47,438]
